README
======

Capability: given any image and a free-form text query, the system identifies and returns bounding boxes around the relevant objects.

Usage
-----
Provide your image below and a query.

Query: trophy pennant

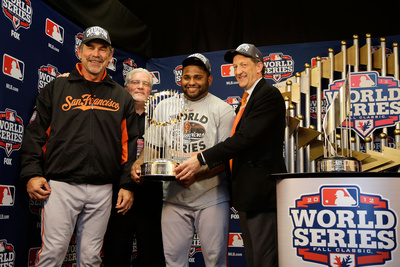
[323,70,351,157]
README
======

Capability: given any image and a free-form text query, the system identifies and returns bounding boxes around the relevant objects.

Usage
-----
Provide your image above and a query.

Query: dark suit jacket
[202,78,287,212]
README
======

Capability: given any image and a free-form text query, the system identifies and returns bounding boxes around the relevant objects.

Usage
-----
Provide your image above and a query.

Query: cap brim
[82,37,111,46]
[182,57,211,73]
[182,57,200,68]
[224,50,239,63]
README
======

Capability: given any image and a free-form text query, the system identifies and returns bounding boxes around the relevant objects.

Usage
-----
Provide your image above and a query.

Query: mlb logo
[107,57,117,71]
[6,110,16,122]
[321,186,358,207]
[270,54,282,60]
[45,18,64,43]
[2,54,24,81]
[28,247,41,267]
[228,233,244,247]
[42,64,58,77]
[0,185,15,206]
[226,96,240,105]
[351,73,377,88]
[150,71,161,85]
[225,96,240,111]
[221,64,234,77]
[330,253,355,267]
[311,57,329,67]
[124,58,137,68]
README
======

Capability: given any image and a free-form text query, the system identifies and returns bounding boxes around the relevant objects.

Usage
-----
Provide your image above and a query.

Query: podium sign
[277,174,400,267]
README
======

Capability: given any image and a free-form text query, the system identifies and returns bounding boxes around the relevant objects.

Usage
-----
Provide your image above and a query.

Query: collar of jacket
[68,63,114,86]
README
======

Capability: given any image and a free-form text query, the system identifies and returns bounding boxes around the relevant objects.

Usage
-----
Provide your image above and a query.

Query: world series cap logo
[290,185,397,267]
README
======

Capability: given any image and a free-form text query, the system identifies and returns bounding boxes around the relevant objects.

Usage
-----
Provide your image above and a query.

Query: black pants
[103,182,165,267]
[238,210,278,267]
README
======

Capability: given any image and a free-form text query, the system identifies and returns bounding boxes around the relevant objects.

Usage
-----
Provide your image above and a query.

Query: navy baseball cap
[182,53,212,73]
[82,26,112,46]
[224,43,263,63]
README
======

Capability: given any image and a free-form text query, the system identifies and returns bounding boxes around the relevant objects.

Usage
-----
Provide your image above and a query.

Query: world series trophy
[141,90,186,180]
[317,71,362,172]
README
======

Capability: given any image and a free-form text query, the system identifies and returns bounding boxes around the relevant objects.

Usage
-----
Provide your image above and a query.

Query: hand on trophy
[131,162,144,185]
[174,155,201,181]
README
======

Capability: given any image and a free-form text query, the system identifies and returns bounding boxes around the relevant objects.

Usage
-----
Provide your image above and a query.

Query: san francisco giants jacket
[20,64,138,190]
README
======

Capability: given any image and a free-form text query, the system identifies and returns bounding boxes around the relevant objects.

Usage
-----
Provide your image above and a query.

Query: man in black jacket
[20,26,136,266]
[175,44,287,267]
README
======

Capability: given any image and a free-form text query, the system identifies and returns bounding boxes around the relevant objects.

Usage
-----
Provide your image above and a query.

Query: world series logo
[264,53,294,83]
[290,185,397,267]
[0,239,15,266]
[2,0,33,31]
[324,71,400,139]
[174,65,183,86]
[38,63,60,93]
[0,108,24,157]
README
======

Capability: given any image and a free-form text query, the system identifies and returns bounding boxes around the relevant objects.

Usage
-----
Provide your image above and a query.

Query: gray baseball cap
[182,53,211,73]
[224,43,263,63]
[82,26,112,46]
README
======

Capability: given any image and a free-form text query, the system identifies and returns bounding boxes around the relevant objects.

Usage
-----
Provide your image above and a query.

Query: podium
[274,172,400,267]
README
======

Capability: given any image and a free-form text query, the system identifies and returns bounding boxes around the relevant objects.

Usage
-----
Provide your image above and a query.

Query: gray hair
[124,68,153,88]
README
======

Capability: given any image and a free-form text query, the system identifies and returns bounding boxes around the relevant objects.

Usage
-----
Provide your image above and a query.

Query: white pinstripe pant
[162,201,230,267]
[35,180,112,267]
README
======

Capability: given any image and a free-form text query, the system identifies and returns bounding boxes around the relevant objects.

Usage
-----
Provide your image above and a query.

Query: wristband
[197,152,207,166]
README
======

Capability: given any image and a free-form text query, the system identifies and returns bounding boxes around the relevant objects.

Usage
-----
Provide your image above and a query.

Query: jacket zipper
[86,80,94,178]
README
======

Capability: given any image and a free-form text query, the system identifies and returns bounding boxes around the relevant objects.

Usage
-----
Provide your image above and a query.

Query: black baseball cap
[224,43,263,63]
[81,26,112,46]
[182,53,211,73]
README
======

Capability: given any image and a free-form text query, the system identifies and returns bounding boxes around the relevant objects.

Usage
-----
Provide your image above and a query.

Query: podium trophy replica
[141,90,186,180]
[317,72,361,172]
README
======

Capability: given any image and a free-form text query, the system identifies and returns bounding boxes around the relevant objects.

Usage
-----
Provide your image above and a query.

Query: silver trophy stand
[317,156,361,172]
[141,90,186,181]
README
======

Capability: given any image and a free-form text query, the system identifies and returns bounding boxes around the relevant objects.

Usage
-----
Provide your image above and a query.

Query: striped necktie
[230,91,249,171]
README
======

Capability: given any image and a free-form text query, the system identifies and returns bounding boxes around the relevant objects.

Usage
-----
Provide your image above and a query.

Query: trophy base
[141,161,178,181]
[317,157,361,172]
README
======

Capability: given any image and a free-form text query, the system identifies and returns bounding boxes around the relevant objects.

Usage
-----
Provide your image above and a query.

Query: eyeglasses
[128,80,151,88]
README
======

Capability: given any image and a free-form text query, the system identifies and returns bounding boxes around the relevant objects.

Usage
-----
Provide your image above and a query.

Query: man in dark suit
[175,43,287,267]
